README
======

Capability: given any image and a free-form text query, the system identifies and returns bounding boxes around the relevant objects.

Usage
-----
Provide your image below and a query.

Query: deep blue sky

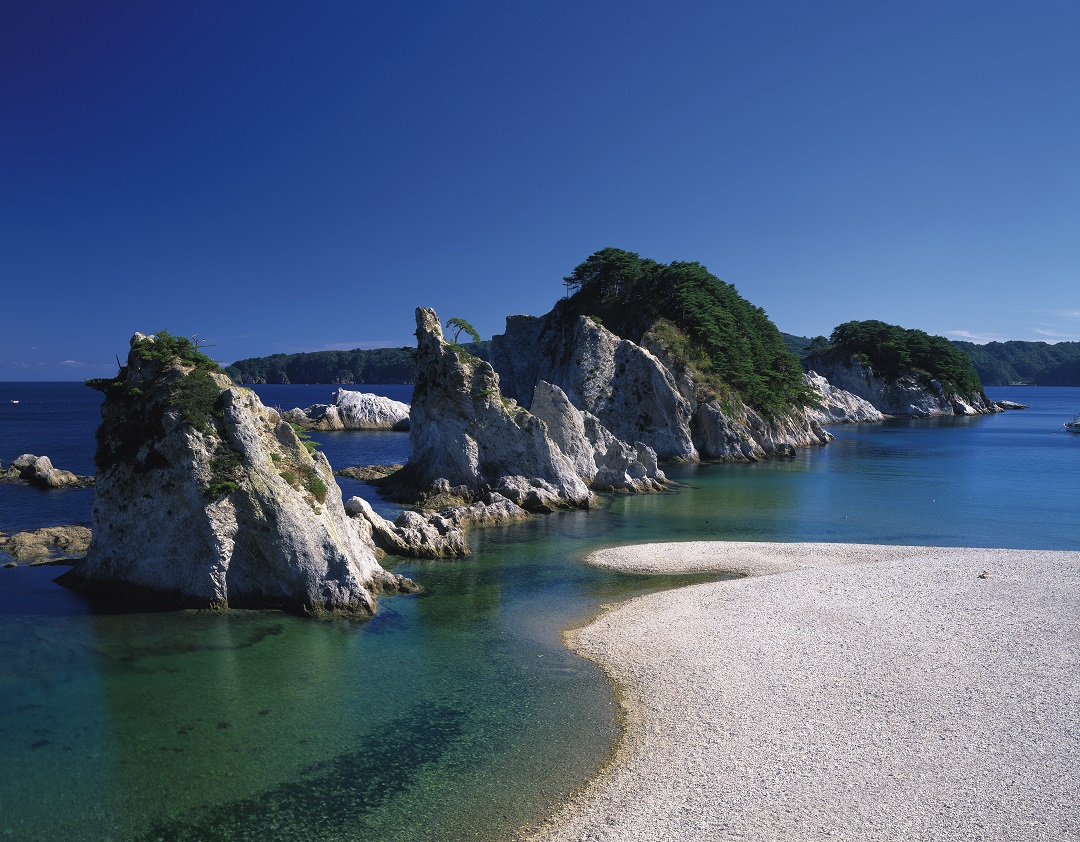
[2,0,1077,380]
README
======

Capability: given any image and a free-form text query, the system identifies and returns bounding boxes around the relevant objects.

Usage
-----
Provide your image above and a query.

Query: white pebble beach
[531,542,1079,842]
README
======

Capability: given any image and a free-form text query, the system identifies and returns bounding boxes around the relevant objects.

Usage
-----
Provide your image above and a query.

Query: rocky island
[491,248,880,464]
[805,320,998,416]
[58,331,414,616]
[283,389,410,431]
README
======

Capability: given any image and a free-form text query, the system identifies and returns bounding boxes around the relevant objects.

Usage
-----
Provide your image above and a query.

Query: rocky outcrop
[529,381,665,492]
[810,358,999,417]
[283,390,410,431]
[1,454,94,489]
[995,400,1029,411]
[492,311,833,463]
[335,464,404,481]
[345,492,528,558]
[57,332,414,617]
[494,314,698,460]
[0,525,92,563]
[382,309,593,512]
[803,371,886,424]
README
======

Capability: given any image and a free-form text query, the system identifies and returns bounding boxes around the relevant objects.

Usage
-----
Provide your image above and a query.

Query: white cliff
[802,371,886,424]
[529,381,665,492]
[492,312,834,463]
[382,309,594,513]
[810,357,998,417]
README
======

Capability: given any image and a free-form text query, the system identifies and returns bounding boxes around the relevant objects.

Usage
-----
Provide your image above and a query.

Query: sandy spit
[530,542,1079,842]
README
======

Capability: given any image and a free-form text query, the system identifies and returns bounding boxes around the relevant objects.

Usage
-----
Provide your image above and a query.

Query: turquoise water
[0,383,1077,840]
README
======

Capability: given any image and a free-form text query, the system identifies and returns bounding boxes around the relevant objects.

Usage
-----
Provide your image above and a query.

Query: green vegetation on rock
[808,320,985,402]
[86,330,243,500]
[561,247,809,415]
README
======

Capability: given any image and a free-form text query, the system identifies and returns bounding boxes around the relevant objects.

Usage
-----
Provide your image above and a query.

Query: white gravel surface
[531,542,1079,842]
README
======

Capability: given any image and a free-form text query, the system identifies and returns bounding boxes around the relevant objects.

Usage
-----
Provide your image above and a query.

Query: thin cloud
[61,359,88,368]
[1033,327,1080,341]
[946,330,1006,344]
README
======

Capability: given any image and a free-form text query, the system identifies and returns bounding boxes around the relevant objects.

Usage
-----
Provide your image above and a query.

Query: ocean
[0,382,1077,840]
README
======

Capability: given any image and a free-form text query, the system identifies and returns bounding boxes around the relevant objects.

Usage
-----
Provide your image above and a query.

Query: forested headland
[803,320,985,403]
[224,342,490,384]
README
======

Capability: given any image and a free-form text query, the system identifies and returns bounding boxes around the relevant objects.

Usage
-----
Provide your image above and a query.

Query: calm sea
[0,382,1077,841]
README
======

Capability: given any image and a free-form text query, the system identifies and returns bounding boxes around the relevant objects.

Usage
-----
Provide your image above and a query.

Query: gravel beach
[531,542,1079,842]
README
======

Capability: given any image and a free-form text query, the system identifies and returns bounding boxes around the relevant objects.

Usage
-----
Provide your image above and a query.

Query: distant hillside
[951,340,1080,386]
[225,341,491,384]
[781,332,814,359]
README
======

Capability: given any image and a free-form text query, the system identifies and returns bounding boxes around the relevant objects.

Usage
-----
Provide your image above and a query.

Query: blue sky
[2,0,1077,380]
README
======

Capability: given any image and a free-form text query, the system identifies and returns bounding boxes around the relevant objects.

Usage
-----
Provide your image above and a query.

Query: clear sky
[2,0,1077,380]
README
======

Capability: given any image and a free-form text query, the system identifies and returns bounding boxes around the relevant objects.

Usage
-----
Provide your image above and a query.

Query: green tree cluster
[561,248,809,415]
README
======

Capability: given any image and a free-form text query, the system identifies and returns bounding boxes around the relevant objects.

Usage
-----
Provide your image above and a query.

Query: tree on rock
[445,317,481,345]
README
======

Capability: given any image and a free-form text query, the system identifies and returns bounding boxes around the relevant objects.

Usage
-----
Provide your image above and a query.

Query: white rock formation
[493,311,834,463]
[345,492,528,558]
[495,314,698,460]
[529,381,665,492]
[383,309,593,512]
[58,333,413,616]
[283,390,410,431]
[802,371,886,424]
[811,358,998,416]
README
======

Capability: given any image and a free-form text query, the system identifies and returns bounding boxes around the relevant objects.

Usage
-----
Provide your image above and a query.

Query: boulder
[57,332,414,616]
[284,391,410,431]
[2,454,93,489]
[995,400,1029,410]
[382,309,593,512]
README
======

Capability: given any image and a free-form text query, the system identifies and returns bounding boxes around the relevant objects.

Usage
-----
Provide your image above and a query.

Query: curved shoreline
[531,542,1080,842]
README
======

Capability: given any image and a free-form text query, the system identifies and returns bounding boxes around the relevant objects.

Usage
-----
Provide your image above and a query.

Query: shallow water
[0,382,1076,840]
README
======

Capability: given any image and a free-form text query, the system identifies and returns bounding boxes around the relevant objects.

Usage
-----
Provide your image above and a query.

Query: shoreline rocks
[1,454,94,489]
[803,371,886,424]
[0,525,92,564]
[335,464,404,481]
[810,356,999,416]
[345,492,529,558]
